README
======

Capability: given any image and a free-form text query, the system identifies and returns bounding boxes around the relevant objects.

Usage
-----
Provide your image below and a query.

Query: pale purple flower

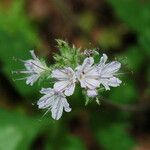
[15,50,48,86]
[52,67,76,96]
[37,88,71,120]
[75,57,100,97]
[97,54,122,90]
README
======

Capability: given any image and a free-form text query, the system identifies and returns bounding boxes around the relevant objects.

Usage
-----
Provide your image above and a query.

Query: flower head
[75,57,100,97]
[37,88,71,120]
[16,50,48,86]
[97,54,122,90]
[14,40,124,120]
[52,67,76,96]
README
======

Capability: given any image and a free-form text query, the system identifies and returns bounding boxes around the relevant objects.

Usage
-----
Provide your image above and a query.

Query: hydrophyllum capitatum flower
[14,42,123,120]
[52,67,76,96]
[16,50,48,86]
[75,57,100,97]
[97,54,122,90]
[37,88,71,120]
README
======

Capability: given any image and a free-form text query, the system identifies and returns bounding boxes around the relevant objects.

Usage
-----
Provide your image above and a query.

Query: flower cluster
[14,41,122,120]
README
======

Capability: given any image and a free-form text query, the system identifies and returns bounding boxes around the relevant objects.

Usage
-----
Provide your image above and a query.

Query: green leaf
[139,30,150,56]
[0,126,22,150]
[0,0,41,97]
[121,46,144,72]
[96,123,136,150]
[107,0,150,32]
[107,0,150,56]
[61,134,86,150]
[0,109,50,150]
[109,79,138,104]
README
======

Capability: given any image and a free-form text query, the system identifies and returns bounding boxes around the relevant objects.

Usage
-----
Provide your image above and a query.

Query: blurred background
[0,0,150,150]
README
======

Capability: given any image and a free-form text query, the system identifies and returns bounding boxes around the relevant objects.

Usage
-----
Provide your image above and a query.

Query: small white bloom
[97,54,122,90]
[52,67,76,96]
[75,57,100,97]
[37,88,71,120]
[16,50,48,86]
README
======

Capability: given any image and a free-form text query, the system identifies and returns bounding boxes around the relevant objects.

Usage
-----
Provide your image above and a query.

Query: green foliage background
[0,0,149,150]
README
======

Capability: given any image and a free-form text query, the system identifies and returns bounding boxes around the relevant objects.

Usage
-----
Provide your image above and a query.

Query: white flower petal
[76,57,100,96]
[97,54,108,73]
[52,67,76,96]
[40,88,53,94]
[83,57,94,67]
[64,83,75,96]
[51,96,64,120]
[51,95,71,120]
[99,54,108,64]
[62,98,72,112]
[84,67,99,78]
[85,78,100,89]
[24,60,33,71]
[52,69,68,79]
[108,77,122,87]
[54,81,69,92]
[79,80,87,88]
[101,61,121,77]
[37,88,71,120]
[19,51,48,86]
[66,67,74,74]
[100,79,110,90]
[26,74,39,86]
[97,54,122,90]
[25,60,45,74]
[52,67,75,79]
[30,50,39,61]
[38,94,55,109]
[87,89,97,97]
[82,57,94,71]
[100,77,122,90]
